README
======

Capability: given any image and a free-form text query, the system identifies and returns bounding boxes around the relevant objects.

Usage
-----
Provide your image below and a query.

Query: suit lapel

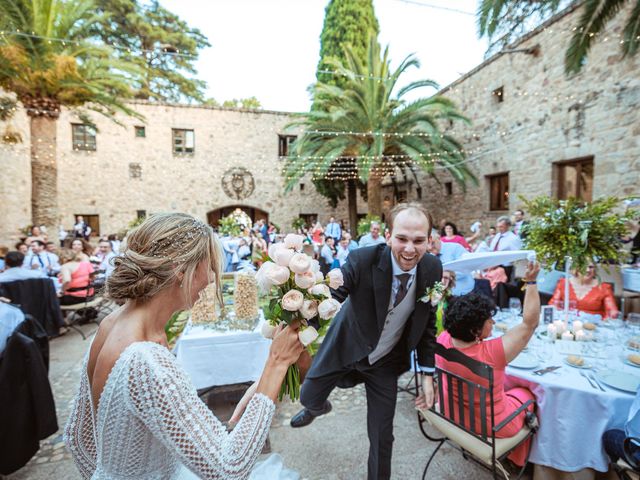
[373,246,393,332]
[408,255,434,341]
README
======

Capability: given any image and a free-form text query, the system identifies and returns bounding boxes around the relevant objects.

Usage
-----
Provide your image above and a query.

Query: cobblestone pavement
[6,323,513,480]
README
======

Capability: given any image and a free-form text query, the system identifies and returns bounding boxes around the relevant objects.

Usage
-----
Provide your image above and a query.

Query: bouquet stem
[278,364,300,401]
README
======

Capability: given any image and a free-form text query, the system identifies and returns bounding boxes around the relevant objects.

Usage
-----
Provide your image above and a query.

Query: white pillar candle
[553,320,565,335]
[574,330,586,342]
[561,331,574,341]
[572,320,583,332]
[547,323,558,339]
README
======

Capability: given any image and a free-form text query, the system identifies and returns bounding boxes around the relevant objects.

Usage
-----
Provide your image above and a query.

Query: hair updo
[106,213,223,304]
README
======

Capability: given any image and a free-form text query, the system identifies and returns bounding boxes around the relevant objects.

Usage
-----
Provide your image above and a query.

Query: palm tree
[0,0,141,230]
[283,36,476,218]
[478,0,640,74]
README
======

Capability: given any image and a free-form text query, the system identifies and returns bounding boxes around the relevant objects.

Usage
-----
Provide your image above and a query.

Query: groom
[291,203,441,480]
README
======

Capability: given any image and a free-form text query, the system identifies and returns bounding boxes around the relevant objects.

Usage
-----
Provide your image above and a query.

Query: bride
[64,213,303,479]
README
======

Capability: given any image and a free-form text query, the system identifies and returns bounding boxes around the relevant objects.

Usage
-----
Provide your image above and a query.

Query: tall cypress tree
[312,0,379,232]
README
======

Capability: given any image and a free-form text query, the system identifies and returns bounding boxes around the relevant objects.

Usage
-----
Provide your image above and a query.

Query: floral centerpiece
[256,233,343,401]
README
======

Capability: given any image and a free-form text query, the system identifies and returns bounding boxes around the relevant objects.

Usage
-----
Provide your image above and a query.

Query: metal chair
[60,283,113,339]
[614,437,640,480]
[415,344,537,480]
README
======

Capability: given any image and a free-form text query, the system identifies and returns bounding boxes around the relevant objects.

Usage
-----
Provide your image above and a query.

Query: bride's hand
[229,381,259,426]
[269,322,304,367]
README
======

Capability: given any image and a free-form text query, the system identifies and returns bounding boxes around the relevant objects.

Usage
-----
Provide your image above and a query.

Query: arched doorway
[207,205,269,228]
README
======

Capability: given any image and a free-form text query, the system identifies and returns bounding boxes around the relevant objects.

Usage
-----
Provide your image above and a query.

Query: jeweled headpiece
[149,220,209,261]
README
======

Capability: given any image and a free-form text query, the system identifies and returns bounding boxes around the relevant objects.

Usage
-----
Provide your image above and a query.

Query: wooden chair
[614,437,640,480]
[415,344,537,480]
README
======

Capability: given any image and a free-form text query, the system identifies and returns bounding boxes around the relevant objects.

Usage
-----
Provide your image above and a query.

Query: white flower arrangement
[419,281,446,306]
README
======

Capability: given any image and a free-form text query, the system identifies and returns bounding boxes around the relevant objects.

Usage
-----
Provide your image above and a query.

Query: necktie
[36,254,44,267]
[493,235,503,251]
[394,273,411,307]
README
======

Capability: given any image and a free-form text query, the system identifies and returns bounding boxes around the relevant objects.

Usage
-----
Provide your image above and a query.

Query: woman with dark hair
[440,221,472,251]
[435,262,540,467]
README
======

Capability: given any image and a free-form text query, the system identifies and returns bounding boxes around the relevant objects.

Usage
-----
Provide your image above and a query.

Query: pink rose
[300,299,318,319]
[298,326,319,347]
[275,248,296,267]
[289,253,312,274]
[327,269,344,289]
[284,234,304,251]
[310,259,320,273]
[315,271,324,282]
[282,289,304,311]
[309,283,331,298]
[318,298,341,319]
[261,321,276,339]
[255,261,276,292]
[268,242,283,261]
[294,271,316,289]
[267,265,290,285]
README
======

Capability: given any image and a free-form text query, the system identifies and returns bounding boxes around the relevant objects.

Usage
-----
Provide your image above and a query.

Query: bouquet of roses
[255,233,343,401]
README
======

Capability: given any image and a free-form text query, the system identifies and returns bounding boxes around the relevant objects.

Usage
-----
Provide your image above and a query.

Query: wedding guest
[74,215,90,240]
[311,222,324,246]
[45,241,58,254]
[59,224,69,247]
[513,209,529,239]
[336,237,351,267]
[465,221,483,251]
[359,221,386,248]
[440,221,472,251]
[489,217,523,279]
[485,226,497,246]
[250,230,268,268]
[22,240,60,276]
[25,225,47,245]
[325,216,342,242]
[548,263,619,319]
[94,240,116,278]
[481,266,508,291]
[428,231,474,296]
[107,234,121,254]
[319,236,336,274]
[70,238,91,262]
[435,262,540,468]
[65,213,303,478]
[603,387,640,465]
[58,249,94,305]
[15,242,28,255]
[0,252,50,283]
[0,245,8,271]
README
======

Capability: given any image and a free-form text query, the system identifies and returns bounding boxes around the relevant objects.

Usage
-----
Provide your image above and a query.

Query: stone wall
[0,103,367,245]
[391,3,640,234]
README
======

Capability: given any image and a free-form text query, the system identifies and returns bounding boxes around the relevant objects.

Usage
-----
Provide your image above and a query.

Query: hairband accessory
[149,220,209,261]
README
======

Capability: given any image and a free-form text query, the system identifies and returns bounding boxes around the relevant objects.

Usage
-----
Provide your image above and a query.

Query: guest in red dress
[434,262,540,467]
[440,222,472,251]
[548,264,619,318]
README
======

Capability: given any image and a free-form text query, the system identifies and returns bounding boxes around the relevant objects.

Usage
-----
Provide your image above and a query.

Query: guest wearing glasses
[549,264,619,319]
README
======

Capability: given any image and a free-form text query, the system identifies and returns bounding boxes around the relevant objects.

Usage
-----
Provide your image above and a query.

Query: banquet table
[498,314,639,477]
[174,314,270,389]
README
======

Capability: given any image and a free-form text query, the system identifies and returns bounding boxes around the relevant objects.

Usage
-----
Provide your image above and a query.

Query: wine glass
[509,298,522,321]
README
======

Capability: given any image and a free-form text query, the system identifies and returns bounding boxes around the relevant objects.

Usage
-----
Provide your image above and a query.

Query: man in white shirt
[325,217,342,242]
[489,216,522,279]
[428,231,474,295]
[336,237,350,267]
[513,209,529,239]
[359,221,386,248]
[22,240,60,276]
[0,252,50,283]
[95,240,116,278]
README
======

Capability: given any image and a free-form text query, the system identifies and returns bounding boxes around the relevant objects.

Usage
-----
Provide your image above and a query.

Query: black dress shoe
[290,401,332,428]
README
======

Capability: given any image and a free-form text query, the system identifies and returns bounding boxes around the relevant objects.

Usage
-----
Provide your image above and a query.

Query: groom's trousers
[300,342,404,480]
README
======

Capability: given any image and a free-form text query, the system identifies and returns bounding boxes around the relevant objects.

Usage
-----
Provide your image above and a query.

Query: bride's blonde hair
[107,213,223,306]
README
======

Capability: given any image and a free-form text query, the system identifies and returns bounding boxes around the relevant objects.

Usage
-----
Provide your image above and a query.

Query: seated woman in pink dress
[436,262,540,467]
[440,221,472,251]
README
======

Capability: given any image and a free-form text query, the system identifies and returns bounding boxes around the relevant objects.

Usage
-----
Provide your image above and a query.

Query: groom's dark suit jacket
[308,244,442,379]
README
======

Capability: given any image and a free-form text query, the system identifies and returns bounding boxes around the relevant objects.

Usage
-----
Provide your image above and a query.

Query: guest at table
[311,222,324,246]
[319,236,337,274]
[336,236,351,267]
[14,242,28,256]
[343,232,359,252]
[428,230,474,296]
[548,264,619,319]
[0,252,50,283]
[603,387,640,466]
[325,216,342,243]
[22,240,60,276]
[58,249,94,306]
[434,261,540,467]
[440,221,472,252]
[358,221,386,248]
[70,238,91,262]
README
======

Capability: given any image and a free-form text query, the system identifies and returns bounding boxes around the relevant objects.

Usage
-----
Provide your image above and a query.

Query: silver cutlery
[533,366,561,376]
[588,372,606,392]
[580,371,598,390]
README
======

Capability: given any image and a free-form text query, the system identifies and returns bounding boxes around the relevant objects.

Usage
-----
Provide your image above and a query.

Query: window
[72,124,96,151]
[300,183,305,191]
[555,157,594,201]
[278,135,297,157]
[488,173,509,211]
[172,128,195,154]
[135,126,146,138]
[299,214,317,227]
[444,181,453,196]
[136,210,146,219]
[492,86,504,104]
[129,163,142,179]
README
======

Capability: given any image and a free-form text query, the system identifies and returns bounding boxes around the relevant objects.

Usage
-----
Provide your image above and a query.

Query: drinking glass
[509,298,522,320]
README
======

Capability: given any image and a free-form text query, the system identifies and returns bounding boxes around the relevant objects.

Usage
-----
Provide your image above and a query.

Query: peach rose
[284,233,304,251]
[255,261,276,292]
[300,299,318,320]
[268,242,283,261]
[267,265,290,285]
[327,269,344,289]
[282,289,304,311]
[309,283,331,298]
[298,326,319,347]
[310,259,320,273]
[318,298,341,319]
[261,321,276,339]
[315,271,325,282]
[294,271,316,289]
[275,248,296,267]
[289,253,312,274]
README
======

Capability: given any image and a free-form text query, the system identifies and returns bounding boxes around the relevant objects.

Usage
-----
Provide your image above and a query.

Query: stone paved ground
[6,322,514,480]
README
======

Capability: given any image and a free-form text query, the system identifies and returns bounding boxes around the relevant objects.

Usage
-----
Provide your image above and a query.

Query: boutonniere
[419,281,446,306]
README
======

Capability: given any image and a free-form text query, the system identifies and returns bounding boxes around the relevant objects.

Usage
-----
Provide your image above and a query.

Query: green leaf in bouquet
[165,310,190,349]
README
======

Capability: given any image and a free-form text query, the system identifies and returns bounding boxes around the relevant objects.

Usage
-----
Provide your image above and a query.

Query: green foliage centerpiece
[256,234,344,401]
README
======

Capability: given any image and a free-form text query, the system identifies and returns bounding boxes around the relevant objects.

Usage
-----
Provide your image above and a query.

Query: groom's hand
[415,375,435,410]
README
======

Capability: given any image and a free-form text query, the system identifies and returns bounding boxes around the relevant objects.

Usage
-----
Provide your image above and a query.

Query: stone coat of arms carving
[221,167,255,200]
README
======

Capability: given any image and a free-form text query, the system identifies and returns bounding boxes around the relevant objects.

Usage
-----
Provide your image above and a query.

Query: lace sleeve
[63,358,97,479]
[126,346,275,480]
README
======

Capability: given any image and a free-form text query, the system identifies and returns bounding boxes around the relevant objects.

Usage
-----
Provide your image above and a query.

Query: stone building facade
[382,3,639,232]
[0,103,366,245]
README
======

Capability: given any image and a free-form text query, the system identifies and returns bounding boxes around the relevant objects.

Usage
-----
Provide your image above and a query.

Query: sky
[160,0,488,112]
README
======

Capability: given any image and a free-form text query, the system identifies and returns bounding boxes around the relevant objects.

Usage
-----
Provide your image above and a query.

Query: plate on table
[627,338,640,351]
[563,356,592,369]
[624,354,640,368]
[509,353,539,369]
[597,371,640,393]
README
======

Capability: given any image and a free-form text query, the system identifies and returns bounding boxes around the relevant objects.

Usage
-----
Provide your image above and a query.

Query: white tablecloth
[174,319,271,389]
[503,323,638,473]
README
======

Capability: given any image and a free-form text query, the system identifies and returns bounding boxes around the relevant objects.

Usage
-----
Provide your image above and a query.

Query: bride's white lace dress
[64,341,294,479]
